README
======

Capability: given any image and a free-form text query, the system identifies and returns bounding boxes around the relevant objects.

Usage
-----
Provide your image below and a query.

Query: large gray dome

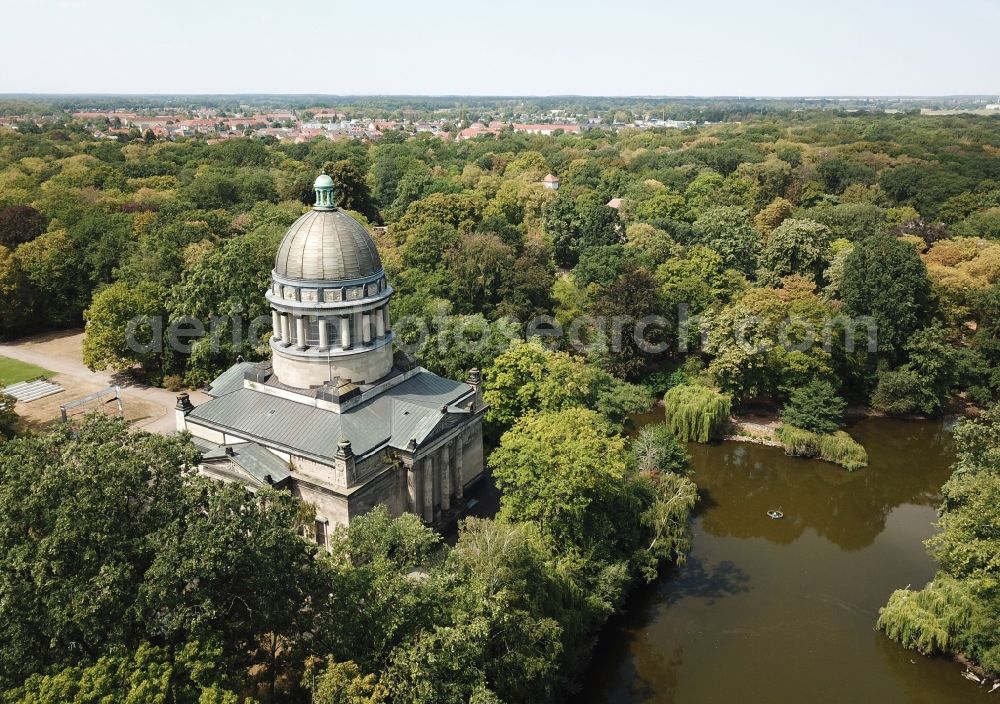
[275,209,383,282]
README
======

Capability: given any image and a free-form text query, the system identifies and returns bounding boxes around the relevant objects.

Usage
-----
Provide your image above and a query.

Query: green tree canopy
[840,234,935,360]
[878,404,1000,673]
[757,218,832,287]
[489,407,627,551]
[0,416,322,696]
[83,280,169,377]
[328,159,380,223]
[483,339,650,427]
[691,206,762,277]
[780,379,846,433]
[663,384,731,443]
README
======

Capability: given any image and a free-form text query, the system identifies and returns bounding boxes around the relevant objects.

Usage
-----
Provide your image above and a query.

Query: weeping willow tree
[877,575,976,654]
[663,384,731,443]
[877,405,1000,675]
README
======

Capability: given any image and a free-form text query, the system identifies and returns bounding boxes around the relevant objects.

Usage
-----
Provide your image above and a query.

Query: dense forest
[2,110,999,419]
[1,106,1000,698]
[0,412,696,703]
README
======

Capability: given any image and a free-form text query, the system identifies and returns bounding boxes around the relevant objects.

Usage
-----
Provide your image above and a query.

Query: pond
[581,415,994,703]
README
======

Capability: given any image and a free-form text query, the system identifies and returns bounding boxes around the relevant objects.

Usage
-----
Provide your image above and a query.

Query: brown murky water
[581,416,995,703]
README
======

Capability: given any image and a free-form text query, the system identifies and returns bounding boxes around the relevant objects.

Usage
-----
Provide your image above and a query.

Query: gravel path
[0,329,209,434]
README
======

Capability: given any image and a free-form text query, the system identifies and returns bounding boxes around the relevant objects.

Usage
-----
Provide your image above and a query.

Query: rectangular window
[315,519,327,548]
[307,317,340,347]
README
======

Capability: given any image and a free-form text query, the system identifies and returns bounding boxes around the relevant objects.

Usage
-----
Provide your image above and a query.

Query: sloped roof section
[190,435,227,459]
[189,367,474,460]
[227,442,292,485]
[389,372,471,406]
[189,387,344,459]
[390,399,447,448]
[206,361,257,397]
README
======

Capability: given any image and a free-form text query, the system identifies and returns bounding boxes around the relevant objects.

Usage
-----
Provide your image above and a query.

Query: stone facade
[271,341,393,389]
[179,377,487,536]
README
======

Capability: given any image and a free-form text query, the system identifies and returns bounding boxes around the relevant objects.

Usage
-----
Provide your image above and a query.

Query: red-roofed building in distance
[542,173,560,190]
[456,122,504,140]
[458,121,581,141]
[512,123,581,136]
[73,111,138,127]
[293,128,327,143]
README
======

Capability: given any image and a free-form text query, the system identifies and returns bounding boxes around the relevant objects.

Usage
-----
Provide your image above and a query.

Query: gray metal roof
[228,442,292,485]
[206,361,257,397]
[275,209,383,282]
[190,435,227,459]
[193,436,292,486]
[389,371,473,406]
[188,367,473,460]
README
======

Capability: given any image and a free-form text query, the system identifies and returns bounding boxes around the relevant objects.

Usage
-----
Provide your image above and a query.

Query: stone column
[271,309,281,341]
[407,460,423,517]
[421,456,434,523]
[374,308,385,338]
[295,316,307,350]
[353,313,363,348]
[383,305,391,333]
[439,444,451,512]
[452,437,464,500]
[362,313,372,344]
[430,454,441,523]
[340,315,351,349]
[280,314,291,347]
[318,317,329,351]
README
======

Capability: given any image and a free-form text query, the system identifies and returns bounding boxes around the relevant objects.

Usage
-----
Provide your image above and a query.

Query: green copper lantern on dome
[313,172,336,210]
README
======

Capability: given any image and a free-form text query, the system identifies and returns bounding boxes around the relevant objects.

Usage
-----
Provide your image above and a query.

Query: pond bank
[581,416,990,703]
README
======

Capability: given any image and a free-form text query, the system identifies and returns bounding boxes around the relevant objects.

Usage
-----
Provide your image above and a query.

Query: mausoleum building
[175,174,486,542]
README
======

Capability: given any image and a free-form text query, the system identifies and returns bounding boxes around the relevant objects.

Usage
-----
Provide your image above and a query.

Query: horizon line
[2,93,999,100]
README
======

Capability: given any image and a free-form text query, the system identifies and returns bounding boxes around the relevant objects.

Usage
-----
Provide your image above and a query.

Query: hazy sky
[1,0,997,96]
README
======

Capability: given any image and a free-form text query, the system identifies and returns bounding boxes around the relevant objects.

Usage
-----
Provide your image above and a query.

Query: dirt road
[0,329,210,434]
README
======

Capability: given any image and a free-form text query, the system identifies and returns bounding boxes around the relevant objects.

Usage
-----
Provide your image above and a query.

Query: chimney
[334,439,357,486]
[465,368,483,411]
[175,393,194,432]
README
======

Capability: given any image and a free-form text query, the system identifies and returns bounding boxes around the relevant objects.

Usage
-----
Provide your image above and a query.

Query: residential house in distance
[457,121,582,141]
[456,121,501,140]
[511,123,581,136]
